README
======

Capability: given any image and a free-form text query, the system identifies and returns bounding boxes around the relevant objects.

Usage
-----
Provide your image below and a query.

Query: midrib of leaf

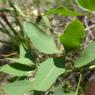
[40,66,55,89]
[32,58,65,91]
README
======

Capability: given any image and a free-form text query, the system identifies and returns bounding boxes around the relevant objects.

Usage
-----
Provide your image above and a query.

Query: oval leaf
[23,21,62,54]
[45,6,81,16]
[75,41,95,67]
[76,0,95,12]
[60,19,84,51]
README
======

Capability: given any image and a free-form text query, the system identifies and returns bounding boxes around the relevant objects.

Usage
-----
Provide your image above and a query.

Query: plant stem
[89,65,95,69]
[75,73,82,95]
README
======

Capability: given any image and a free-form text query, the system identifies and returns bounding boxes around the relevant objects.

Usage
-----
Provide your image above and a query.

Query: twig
[75,73,82,95]
[85,24,95,31]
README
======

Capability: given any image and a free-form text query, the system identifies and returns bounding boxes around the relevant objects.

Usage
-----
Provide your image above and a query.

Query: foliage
[0,0,95,95]
[76,0,95,12]
[75,41,95,68]
[23,21,62,54]
[60,19,84,51]
[4,80,33,95]
[45,6,81,16]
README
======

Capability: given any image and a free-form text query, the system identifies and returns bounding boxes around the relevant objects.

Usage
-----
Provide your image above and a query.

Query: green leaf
[75,41,95,67]
[20,44,37,63]
[0,0,3,3]
[32,58,65,91]
[45,6,81,16]
[6,45,35,66]
[50,85,75,95]
[0,0,8,4]
[60,19,84,51]
[20,44,26,58]
[50,86,64,95]
[76,0,95,12]
[0,63,32,76]
[7,58,35,66]
[23,21,62,54]
[4,80,33,95]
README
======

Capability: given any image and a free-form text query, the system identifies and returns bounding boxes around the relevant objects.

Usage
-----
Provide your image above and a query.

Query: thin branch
[85,24,95,31]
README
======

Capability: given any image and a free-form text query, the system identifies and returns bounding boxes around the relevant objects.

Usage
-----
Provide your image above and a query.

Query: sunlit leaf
[76,0,95,12]
[0,0,3,3]
[45,6,81,16]
[60,19,84,51]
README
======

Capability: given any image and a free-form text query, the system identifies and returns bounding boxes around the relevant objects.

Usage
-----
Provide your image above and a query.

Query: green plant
[0,0,95,95]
